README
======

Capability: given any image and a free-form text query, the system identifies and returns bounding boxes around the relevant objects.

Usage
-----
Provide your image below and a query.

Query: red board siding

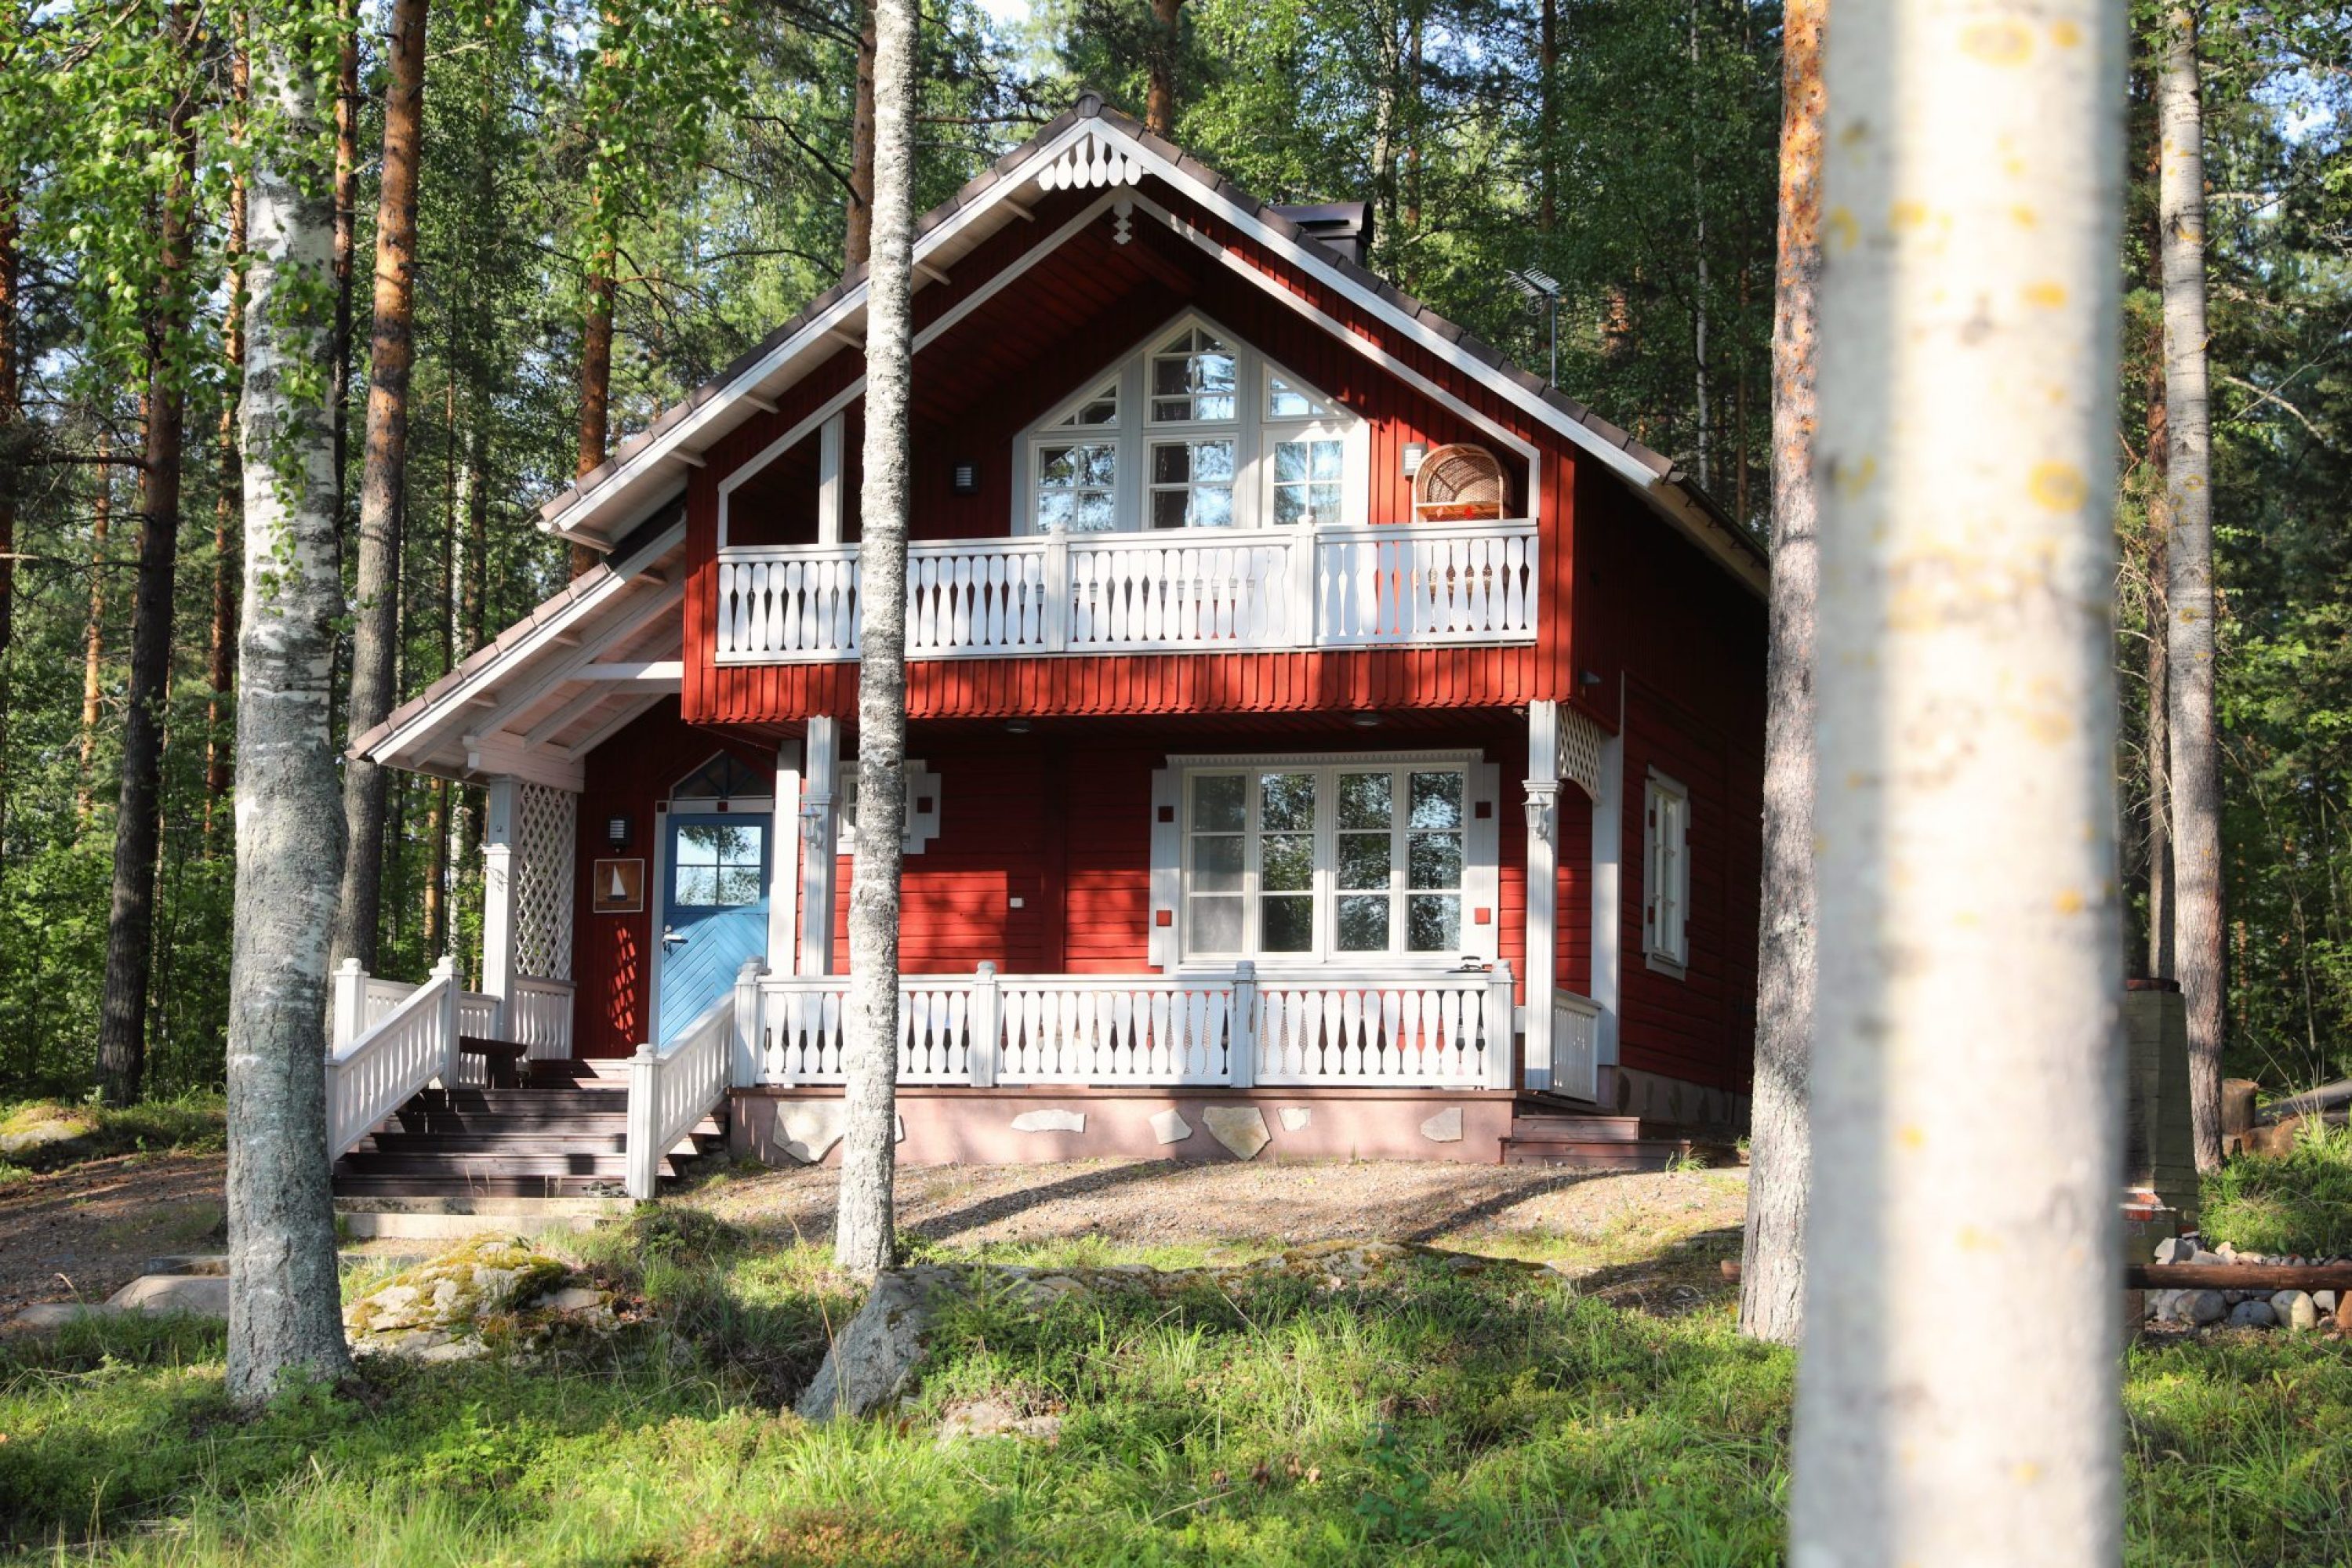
[570,700,776,1058]
[1570,464,1766,1092]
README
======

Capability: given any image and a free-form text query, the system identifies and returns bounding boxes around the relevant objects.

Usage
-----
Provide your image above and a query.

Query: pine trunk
[78,428,111,818]
[2158,6,2222,1171]
[1793,0,2125,1557]
[1145,0,1182,139]
[2145,521,2172,975]
[227,13,356,1404]
[0,187,16,679]
[845,3,877,268]
[833,0,918,1281]
[1736,0,1821,1351]
[98,39,199,1106]
[331,0,430,978]
[330,2,358,529]
[573,263,615,579]
[206,38,252,841]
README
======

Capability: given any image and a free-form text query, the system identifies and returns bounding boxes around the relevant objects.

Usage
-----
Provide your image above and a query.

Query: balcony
[713,518,1539,664]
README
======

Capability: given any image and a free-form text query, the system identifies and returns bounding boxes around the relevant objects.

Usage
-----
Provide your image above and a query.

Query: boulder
[2271,1290,2319,1332]
[343,1238,614,1363]
[2182,1290,2227,1327]
[2227,1299,2277,1330]
[797,1265,979,1421]
[2151,1236,2196,1265]
[2314,1290,2337,1316]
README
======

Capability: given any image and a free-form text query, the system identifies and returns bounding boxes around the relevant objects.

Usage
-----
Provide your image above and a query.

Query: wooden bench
[457,1036,530,1089]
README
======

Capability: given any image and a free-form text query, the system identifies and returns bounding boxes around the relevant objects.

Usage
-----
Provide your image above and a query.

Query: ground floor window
[1179,756,1478,964]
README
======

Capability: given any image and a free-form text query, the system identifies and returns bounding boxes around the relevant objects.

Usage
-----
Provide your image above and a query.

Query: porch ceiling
[353,522,688,792]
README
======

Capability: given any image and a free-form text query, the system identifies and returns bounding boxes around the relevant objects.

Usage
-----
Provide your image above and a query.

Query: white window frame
[1643,770,1690,975]
[1151,750,1501,972]
[1014,310,1368,537]
[836,759,942,856]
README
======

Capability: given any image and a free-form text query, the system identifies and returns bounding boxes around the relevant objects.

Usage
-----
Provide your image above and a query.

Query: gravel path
[0,1152,226,1323]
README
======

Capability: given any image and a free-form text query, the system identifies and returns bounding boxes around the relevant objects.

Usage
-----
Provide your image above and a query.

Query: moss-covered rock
[343,1238,615,1363]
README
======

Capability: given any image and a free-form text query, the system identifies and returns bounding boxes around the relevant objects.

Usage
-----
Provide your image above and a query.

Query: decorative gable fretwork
[1035,129,1147,194]
[514,782,577,982]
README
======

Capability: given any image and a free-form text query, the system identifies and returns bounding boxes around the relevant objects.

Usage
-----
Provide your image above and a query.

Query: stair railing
[624,964,750,1199]
[325,956,459,1160]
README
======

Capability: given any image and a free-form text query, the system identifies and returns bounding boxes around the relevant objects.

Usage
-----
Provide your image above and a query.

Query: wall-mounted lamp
[1578,669,1605,690]
[1401,442,1428,477]
[606,813,633,851]
[1348,712,1384,729]
[1004,718,1033,735]
[950,459,981,495]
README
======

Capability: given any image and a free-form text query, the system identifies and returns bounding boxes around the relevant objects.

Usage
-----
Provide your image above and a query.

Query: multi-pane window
[1036,441,1117,533]
[672,823,764,909]
[1149,438,1236,528]
[1022,317,1362,535]
[1269,437,1345,526]
[1151,328,1238,422]
[1644,772,1690,971]
[1183,762,1471,961]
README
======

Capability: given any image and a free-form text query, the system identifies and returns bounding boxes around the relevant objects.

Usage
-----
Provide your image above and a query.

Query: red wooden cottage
[334,100,1767,1197]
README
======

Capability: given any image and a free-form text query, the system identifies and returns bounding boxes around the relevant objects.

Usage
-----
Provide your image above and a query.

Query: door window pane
[673,823,764,909]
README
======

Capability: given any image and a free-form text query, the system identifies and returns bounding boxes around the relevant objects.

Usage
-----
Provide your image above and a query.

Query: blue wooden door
[658,814,770,1044]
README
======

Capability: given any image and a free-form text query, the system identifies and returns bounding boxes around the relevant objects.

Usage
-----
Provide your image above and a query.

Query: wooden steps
[1499,1098,1738,1171]
[333,1073,722,1199]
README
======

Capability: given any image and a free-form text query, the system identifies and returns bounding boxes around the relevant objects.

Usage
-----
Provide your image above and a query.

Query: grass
[3,1202,2350,1566]
[2201,1120,2352,1258]
[0,1094,227,1178]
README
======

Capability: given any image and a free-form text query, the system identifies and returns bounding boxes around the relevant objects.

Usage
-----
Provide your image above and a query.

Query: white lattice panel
[514,783,575,982]
[1559,709,1606,804]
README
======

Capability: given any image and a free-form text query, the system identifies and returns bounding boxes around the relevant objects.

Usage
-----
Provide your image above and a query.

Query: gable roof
[540,94,1766,596]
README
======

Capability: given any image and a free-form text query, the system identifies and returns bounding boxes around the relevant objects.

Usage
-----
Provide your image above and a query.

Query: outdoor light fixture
[950,459,981,495]
[1579,669,1605,690]
[1401,442,1428,477]
[606,814,633,851]
[1005,718,1033,735]
[1348,712,1384,729]
[1506,267,1563,388]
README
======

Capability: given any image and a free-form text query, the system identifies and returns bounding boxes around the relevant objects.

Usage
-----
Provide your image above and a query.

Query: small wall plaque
[592,858,644,915]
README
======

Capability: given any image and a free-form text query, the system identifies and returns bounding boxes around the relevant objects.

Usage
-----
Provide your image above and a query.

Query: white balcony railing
[746,961,1521,1091]
[713,520,1538,664]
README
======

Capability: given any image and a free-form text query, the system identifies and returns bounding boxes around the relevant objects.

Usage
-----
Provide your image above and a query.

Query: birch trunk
[206,32,252,843]
[331,0,430,978]
[2158,6,2222,1171]
[77,428,111,819]
[1736,0,1821,1351]
[0,186,16,680]
[1793,0,2124,1559]
[833,0,917,1280]
[98,20,199,1105]
[227,14,355,1405]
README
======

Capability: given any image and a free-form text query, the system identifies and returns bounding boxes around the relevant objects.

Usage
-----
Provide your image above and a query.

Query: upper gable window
[1018,314,1367,536]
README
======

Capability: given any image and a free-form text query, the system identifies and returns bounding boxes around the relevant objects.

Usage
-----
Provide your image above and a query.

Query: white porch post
[731,959,766,1087]
[330,958,368,1050]
[1486,960,1519,1089]
[799,717,841,975]
[968,961,1001,1088]
[481,776,520,1035]
[769,738,804,974]
[1590,725,1624,1081]
[1522,700,1561,1091]
[1229,961,1258,1087]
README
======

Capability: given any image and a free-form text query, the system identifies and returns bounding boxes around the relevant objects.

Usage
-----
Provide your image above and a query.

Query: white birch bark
[2158,7,2223,1171]
[1793,0,2125,1559]
[833,0,918,1279]
[226,16,355,1406]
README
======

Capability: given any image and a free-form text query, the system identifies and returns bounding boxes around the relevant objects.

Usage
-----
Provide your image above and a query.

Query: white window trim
[1151,749,1499,973]
[1643,769,1690,977]
[837,759,942,856]
[1014,309,1367,538]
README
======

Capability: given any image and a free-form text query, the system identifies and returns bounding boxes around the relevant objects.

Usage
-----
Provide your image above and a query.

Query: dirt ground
[0,1152,1750,1319]
[0,1152,227,1321]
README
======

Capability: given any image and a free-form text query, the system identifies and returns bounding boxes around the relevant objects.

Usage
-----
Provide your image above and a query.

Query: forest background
[0,0,2343,1102]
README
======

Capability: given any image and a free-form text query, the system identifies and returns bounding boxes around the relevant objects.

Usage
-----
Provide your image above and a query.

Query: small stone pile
[343,1237,622,1363]
[2144,1237,2347,1334]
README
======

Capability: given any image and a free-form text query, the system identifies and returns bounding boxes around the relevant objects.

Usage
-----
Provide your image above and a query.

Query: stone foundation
[728,1086,1515,1167]
[1600,1064,1750,1136]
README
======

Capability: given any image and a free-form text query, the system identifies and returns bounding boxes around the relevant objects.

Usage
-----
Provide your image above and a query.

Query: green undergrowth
[2200,1120,2352,1258]
[0,1093,227,1178]
[3,1225,2349,1566]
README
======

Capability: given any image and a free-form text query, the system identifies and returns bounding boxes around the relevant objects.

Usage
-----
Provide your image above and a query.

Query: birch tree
[331,0,432,976]
[227,2,356,1405]
[2158,5,2222,1170]
[1735,0,1821,1350]
[833,0,916,1279]
[1792,0,2124,1558]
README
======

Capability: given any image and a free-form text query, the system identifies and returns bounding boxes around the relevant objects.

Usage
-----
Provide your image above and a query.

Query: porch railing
[1551,989,1602,1104]
[626,983,735,1199]
[713,519,1539,664]
[326,957,459,1160]
[746,961,1520,1091]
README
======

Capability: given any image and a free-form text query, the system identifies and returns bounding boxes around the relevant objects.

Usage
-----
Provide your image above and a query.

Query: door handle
[661,926,688,952]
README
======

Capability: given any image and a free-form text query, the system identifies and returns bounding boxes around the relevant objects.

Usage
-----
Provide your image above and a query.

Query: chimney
[1270,202,1373,268]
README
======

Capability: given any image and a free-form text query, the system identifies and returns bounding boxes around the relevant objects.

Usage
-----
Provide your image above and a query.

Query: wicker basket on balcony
[1411,443,1508,522]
